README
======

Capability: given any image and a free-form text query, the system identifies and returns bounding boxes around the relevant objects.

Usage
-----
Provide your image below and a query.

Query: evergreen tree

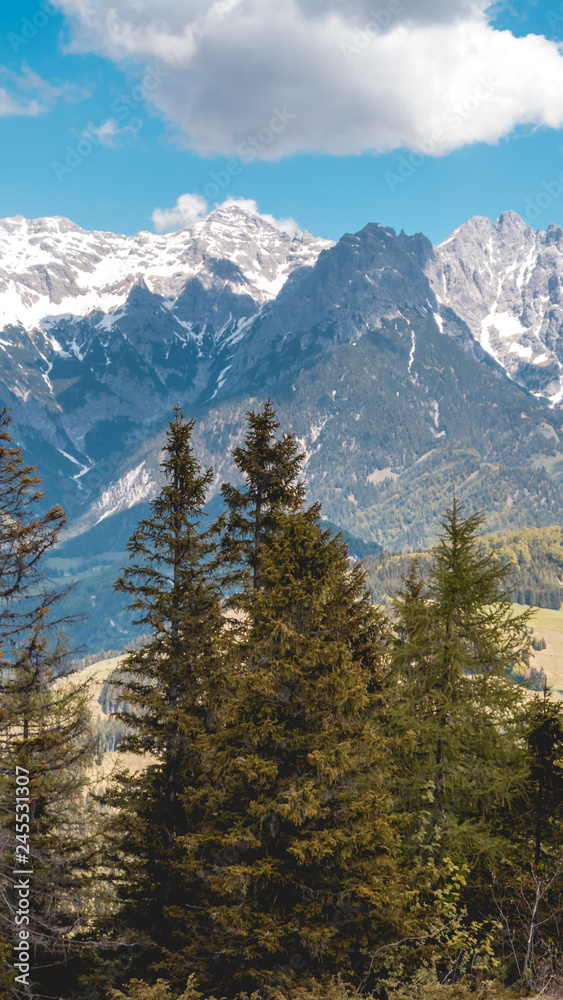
[220,400,306,593]
[106,409,224,958]
[385,502,546,985]
[0,409,95,997]
[390,497,532,862]
[167,496,401,993]
[523,685,563,865]
[489,688,563,985]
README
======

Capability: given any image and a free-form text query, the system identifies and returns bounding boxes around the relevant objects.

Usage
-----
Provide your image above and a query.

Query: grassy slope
[82,599,563,748]
[514,603,563,697]
[68,655,149,779]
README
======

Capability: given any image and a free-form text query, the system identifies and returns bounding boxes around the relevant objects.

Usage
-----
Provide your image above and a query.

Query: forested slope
[364,524,563,610]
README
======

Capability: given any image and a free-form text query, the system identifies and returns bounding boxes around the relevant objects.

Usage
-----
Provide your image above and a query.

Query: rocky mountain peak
[218,219,441,395]
[496,208,529,231]
[428,211,563,403]
[3,204,563,605]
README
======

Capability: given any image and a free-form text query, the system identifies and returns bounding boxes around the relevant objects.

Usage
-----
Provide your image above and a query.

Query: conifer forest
[2,401,563,1000]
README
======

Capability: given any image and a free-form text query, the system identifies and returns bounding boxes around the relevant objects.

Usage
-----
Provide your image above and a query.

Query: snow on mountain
[428,210,563,404]
[6,203,563,413]
[0,204,332,504]
[0,205,333,335]
[6,202,563,541]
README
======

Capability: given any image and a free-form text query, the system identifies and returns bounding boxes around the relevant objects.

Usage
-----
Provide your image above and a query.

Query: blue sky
[1,0,563,243]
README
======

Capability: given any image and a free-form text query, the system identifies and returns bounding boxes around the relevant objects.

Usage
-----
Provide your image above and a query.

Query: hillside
[363,524,563,609]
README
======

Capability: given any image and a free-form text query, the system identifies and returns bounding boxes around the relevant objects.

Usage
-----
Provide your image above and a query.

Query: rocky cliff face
[428,210,563,403]
[3,205,561,651]
[64,216,563,552]
[218,223,440,394]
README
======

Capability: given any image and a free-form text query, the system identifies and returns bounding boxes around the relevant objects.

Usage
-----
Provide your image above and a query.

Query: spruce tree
[0,409,95,998]
[522,686,563,865]
[220,399,306,593]
[106,409,224,958]
[390,497,532,861]
[490,687,563,983]
[164,444,402,993]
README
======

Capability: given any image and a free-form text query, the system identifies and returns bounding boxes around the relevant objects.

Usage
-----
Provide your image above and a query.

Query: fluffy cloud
[151,193,301,234]
[152,193,209,231]
[51,0,563,157]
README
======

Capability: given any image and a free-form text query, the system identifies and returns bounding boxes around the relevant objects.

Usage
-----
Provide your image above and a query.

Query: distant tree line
[363,524,563,611]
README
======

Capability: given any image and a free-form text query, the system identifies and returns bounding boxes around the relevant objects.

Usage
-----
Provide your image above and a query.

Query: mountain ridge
[0,205,563,575]
[0,203,557,650]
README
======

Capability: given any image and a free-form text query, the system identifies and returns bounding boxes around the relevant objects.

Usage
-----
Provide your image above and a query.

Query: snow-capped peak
[428,211,563,404]
[0,207,333,335]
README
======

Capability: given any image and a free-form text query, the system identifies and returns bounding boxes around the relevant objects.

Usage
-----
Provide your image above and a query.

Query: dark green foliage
[81,402,563,998]
[220,398,306,592]
[104,403,412,995]
[107,979,202,1000]
[523,688,563,864]
[106,409,225,955]
[0,409,96,997]
[101,971,519,1000]
[172,503,402,994]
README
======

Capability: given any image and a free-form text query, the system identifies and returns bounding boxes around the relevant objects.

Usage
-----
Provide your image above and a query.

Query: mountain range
[2,203,563,649]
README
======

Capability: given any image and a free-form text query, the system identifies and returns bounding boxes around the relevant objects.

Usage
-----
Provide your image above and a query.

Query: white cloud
[0,63,91,116]
[85,116,142,146]
[0,87,42,116]
[50,0,563,157]
[152,192,209,232]
[12,64,92,103]
[151,193,301,234]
